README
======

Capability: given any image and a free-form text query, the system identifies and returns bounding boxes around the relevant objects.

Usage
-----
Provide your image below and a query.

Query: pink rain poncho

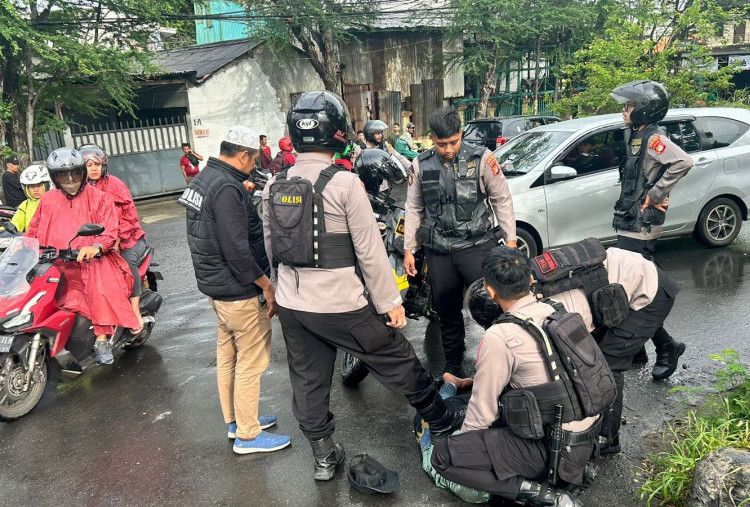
[26,184,139,335]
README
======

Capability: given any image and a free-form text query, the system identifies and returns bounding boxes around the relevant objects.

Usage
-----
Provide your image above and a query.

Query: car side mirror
[77,223,105,237]
[548,166,578,181]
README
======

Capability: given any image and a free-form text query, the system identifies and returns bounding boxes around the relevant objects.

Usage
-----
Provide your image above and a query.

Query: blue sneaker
[233,431,291,455]
[227,415,278,439]
[258,414,277,430]
[94,340,113,365]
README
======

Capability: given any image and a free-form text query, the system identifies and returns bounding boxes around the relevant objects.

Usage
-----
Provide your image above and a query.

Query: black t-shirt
[2,170,25,208]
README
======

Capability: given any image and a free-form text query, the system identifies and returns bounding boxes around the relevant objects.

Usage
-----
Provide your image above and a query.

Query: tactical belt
[560,417,602,447]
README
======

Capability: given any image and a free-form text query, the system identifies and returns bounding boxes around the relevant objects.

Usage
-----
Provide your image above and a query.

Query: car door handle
[695,158,711,167]
[613,181,621,186]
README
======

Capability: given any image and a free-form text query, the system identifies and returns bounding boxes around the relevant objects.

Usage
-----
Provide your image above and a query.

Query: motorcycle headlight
[3,312,32,330]
[1,291,45,331]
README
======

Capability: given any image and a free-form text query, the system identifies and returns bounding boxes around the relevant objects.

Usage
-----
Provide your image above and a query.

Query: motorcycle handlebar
[39,247,102,263]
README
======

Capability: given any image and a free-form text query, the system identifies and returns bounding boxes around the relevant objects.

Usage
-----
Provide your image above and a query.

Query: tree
[235,1,380,94]
[444,0,598,118]
[0,0,189,162]
[555,0,744,117]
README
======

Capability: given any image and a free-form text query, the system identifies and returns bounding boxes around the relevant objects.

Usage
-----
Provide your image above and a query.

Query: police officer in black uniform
[610,80,693,380]
[262,91,462,481]
[404,107,516,376]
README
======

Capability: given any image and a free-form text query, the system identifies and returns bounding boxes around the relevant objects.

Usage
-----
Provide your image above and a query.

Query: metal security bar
[70,116,189,156]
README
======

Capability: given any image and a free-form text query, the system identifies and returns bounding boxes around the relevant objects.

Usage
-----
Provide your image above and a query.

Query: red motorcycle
[0,223,162,420]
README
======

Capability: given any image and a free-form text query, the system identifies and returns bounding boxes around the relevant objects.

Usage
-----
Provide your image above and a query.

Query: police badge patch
[630,137,642,156]
[649,135,666,155]
[487,154,501,175]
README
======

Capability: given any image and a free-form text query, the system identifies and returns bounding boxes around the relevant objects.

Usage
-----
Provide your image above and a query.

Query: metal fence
[69,116,190,198]
[70,116,189,156]
[32,132,66,161]
[455,91,557,123]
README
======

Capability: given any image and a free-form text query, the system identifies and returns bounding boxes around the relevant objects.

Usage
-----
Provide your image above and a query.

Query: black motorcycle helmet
[363,120,388,146]
[46,148,87,198]
[288,91,351,153]
[610,80,669,126]
[353,148,408,194]
[466,278,502,330]
[78,144,109,179]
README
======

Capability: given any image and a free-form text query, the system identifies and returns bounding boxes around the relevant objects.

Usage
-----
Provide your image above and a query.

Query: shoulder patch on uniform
[487,153,500,175]
[649,135,666,155]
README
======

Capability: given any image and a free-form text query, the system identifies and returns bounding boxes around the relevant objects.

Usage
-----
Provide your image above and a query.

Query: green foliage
[637,350,750,506]
[554,0,744,118]
[0,0,191,156]
[236,0,380,90]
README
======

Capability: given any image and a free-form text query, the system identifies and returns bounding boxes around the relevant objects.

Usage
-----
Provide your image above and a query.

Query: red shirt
[180,155,200,177]
[260,146,272,170]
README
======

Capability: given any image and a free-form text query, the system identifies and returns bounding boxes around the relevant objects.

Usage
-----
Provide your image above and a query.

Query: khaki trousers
[209,296,271,440]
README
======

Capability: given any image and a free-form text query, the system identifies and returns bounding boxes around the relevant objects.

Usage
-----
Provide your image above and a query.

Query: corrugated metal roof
[152,39,264,80]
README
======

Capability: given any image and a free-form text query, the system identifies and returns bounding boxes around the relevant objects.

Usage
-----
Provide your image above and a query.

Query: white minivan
[496,108,750,256]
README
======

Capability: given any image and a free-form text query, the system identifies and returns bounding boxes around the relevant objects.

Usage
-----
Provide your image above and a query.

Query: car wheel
[695,197,742,248]
[515,228,538,257]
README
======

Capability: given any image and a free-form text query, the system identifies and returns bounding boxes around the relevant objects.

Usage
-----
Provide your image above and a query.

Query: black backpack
[495,300,617,420]
[531,238,630,328]
[267,165,356,269]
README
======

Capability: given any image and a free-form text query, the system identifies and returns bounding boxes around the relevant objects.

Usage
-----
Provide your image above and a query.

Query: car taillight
[496,137,508,146]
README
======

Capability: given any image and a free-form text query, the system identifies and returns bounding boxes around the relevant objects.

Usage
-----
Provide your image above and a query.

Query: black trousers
[278,305,437,440]
[425,241,494,366]
[598,272,676,439]
[616,235,677,354]
[431,426,594,499]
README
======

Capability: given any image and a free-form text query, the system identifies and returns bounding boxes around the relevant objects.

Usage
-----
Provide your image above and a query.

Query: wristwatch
[93,243,103,254]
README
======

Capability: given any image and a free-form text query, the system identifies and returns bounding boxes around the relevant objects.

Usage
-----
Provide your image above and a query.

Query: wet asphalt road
[2,195,750,507]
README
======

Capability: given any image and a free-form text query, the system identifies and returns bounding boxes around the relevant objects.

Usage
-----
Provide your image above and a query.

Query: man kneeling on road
[418,247,608,506]
[468,239,682,456]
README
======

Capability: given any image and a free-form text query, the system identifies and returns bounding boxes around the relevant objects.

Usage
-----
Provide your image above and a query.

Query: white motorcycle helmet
[19,164,52,196]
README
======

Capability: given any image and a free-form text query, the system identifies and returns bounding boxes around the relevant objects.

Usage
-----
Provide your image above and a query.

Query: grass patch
[637,350,750,506]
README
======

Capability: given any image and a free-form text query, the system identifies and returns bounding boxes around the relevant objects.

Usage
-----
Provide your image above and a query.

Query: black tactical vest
[613,124,663,232]
[179,157,261,300]
[417,142,494,253]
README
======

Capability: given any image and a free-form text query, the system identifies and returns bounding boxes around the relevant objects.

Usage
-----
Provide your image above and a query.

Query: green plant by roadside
[637,350,750,506]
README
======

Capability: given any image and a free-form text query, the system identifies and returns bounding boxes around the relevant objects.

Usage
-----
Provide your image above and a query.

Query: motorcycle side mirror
[3,221,18,235]
[66,223,105,251]
[77,223,105,237]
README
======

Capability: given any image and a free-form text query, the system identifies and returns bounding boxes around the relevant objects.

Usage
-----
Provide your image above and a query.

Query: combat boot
[309,436,345,481]
[417,395,464,441]
[516,480,582,507]
[651,328,685,381]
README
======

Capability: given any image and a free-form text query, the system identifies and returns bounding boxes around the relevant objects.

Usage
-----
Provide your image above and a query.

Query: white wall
[186,52,324,163]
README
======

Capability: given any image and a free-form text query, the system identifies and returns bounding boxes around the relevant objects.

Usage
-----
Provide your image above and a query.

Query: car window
[664,121,701,153]
[695,116,750,149]
[560,129,624,176]
[527,119,545,129]
[464,122,501,139]
[494,130,574,175]
[503,120,526,136]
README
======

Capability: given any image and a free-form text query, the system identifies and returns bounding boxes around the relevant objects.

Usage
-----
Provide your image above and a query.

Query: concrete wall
[186,49,323,160]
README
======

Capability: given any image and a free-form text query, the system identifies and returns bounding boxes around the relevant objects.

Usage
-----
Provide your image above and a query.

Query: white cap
[223,126,260,150]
